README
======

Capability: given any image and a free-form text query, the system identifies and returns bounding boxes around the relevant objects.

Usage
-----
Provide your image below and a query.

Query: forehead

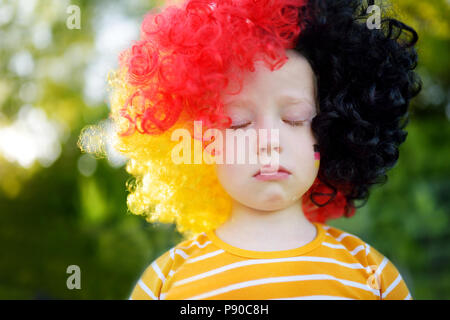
[221,50,316,105]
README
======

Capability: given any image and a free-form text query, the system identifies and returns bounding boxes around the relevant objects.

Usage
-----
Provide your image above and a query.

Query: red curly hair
[118,0,305,135]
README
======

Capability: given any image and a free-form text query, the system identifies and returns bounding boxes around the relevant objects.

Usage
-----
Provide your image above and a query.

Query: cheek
[283,129,319,182]
[213,129,256,187]
[286,129,316,161]
[214,163,256,201]
[295,140,315,160]
[215,163,247,189]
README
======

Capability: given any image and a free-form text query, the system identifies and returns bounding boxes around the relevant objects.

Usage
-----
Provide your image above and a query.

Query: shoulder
[320,223,371,260]
[147,232,213,273]
[129,232,213,300]
[172,232,214,258]
[321,223,393,269]
[320,223,413,300]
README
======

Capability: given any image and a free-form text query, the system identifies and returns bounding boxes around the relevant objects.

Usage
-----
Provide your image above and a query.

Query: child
[93,0,421,299]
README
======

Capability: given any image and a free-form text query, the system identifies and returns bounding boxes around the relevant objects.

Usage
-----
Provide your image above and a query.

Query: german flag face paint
[314,144,320,168]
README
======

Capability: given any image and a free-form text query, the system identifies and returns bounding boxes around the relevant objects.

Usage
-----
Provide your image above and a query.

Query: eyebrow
[225,98,254,106]
[277,94,313,105]
[226,94,313,106]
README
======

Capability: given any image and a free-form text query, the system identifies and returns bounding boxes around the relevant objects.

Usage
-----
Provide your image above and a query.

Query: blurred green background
[0,0,448,299]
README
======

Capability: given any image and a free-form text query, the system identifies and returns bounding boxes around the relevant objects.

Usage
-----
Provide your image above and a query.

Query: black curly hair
[294,0,422,215]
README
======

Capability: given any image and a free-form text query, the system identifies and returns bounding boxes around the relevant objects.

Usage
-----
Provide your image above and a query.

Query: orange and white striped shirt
[129,222,412,300]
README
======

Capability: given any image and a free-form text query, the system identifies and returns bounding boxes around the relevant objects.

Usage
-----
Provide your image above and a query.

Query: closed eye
[230,118,312,129]
[229,122,251,129]
[283,119,307,126]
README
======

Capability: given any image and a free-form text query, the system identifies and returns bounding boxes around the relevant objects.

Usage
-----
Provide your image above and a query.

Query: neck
[214,200,317,251]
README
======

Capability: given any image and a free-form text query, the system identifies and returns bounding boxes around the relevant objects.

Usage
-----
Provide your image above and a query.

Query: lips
[253,165,292,177]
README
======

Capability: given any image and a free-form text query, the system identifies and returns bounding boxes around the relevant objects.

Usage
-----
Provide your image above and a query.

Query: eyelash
[282,119,307,127]
[229,120,307,129]
[229,122,251,130]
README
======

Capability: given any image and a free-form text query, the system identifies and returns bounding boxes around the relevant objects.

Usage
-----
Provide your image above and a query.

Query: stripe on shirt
[374,257,389,279]
[365,243,371,256]
[170,248,189,260]
[175,256,367,287]
[185,249,225,264]
[322,242,366,256]
[382,274,402,299]
[151,261,166,283]
[187,274,380,300]
[138,279,158,300]
[178,240,212,250]
[322,242,346,249]
[327,232,352,242]
[350,245,366,255]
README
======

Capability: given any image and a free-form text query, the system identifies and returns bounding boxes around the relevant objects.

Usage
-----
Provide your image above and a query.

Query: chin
[250,195,290,210]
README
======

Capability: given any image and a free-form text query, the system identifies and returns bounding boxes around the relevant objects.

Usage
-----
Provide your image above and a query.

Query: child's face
[215,49,319,211]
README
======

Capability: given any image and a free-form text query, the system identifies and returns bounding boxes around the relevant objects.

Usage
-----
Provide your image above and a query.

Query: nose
[256,127,282,156]
[256,129,282,172]
[255,115,283,158]
[257,143,281,156]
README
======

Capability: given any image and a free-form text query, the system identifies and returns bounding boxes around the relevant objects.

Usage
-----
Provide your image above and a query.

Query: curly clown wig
[78,0,421,238]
